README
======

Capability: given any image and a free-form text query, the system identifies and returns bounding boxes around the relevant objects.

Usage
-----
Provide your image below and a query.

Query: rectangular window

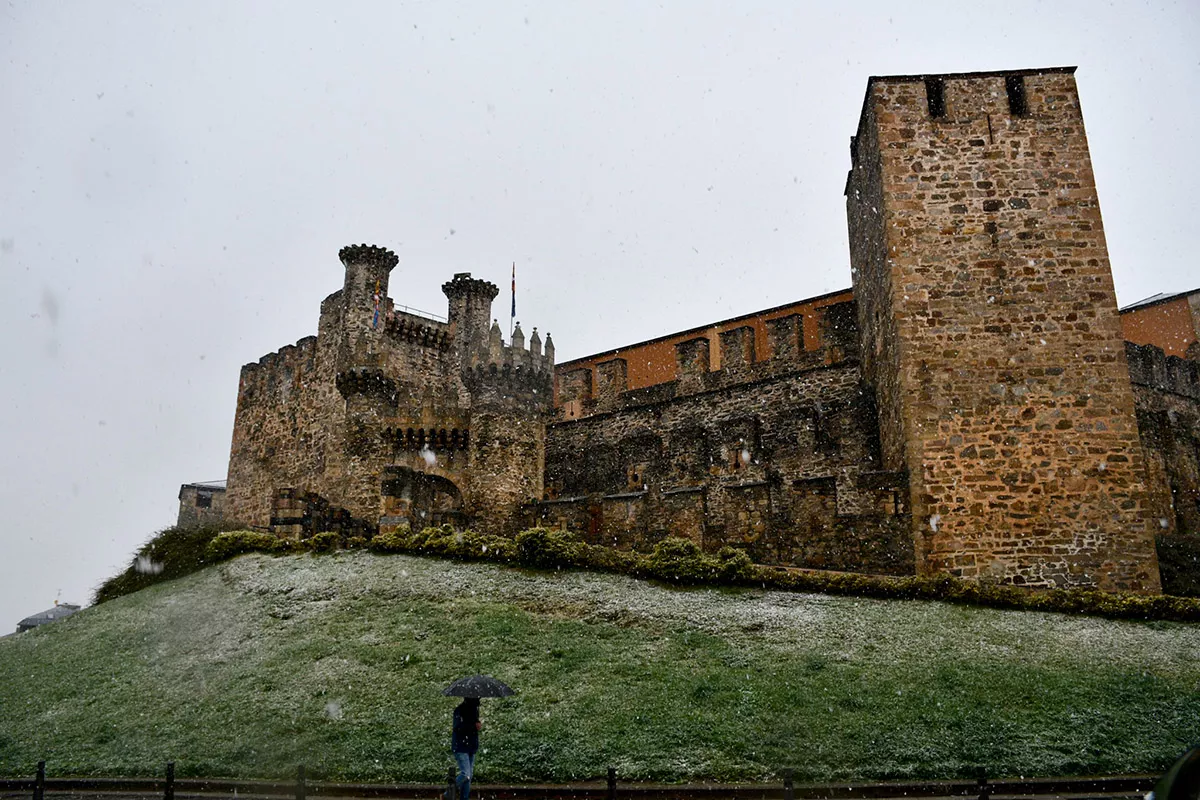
[925,77,946,119]
[196,493,212,509]
[1006,75,1028,116]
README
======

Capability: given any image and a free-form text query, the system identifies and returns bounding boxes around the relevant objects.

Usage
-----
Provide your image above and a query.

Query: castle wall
[555,290,855,403]
[225,246,552,536]
[225,333,339,528]
[539,307,913,576]
[847,68,1160,592]
[1128,343,1200,537]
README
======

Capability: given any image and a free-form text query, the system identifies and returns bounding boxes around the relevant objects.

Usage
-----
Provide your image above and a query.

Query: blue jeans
[454,751,475,800]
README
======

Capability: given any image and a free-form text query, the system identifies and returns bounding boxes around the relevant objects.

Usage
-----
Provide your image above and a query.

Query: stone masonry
[846,67,1159,591]
[215,67,1200,594]
[225,245,553,538]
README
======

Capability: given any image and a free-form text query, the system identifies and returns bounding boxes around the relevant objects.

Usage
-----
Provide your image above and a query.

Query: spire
[488,319,503,364]
[544,333,555,365]
[529,327,542,357]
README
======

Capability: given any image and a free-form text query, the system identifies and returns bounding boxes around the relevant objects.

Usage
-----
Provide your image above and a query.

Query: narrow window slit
[925,77,946,119]
[1006,75,1028,116]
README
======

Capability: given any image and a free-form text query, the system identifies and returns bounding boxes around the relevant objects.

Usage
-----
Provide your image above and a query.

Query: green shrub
[515,527,583,568]
[93,520,245,604]
[714,546,755,583]
[308,531,342,552]
[206,530,285,561]
[645,537,720,584]
[368,526,413,553]
[346,536,369,549]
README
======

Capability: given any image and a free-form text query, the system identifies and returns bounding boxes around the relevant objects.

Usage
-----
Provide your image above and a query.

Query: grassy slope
[1,551,1198,783]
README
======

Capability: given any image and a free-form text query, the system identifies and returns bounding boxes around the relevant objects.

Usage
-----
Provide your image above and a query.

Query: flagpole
[510,262,516,341]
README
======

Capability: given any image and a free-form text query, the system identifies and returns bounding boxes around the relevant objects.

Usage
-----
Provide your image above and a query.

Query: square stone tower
[846,67,1160,591]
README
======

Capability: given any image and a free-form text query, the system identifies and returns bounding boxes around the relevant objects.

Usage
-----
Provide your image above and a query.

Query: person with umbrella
[444,675,514,800]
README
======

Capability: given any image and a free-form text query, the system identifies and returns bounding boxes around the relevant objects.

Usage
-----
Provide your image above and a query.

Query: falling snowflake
[135,556,164,575]
[420,447,437,467]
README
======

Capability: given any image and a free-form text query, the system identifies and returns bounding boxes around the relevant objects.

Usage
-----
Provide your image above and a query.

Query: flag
[372,279,381,330]
[511,262,516,320]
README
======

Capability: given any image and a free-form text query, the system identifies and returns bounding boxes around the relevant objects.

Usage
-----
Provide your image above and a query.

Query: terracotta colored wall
[553,290,854,400]
[1121,297,1199,358]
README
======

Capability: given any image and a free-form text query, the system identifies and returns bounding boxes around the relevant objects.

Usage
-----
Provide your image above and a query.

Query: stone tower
[226,244,553,538]
[846,67,1160,591]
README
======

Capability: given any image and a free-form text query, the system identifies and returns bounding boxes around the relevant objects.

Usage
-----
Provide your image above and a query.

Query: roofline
[557,287,854,369]
[849,66,1079,187]
[1119,288,1200,314]
[867,65,1077,87]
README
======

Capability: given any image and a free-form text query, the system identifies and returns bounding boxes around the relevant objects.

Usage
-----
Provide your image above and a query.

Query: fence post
[33,761,45,800]
[977,771,991,800]
[784,768,795,800]
[164,762,175,800]
[296,764,306,800]
[607,767,617,800]
[446,765,457,800]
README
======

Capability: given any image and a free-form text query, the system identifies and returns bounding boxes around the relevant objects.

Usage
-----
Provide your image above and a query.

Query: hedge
[100,522,1200,623]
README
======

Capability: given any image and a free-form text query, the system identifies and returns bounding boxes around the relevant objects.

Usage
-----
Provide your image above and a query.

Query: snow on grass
[1,551,1198,783]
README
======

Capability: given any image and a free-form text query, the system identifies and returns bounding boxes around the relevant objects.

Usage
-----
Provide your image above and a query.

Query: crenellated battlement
[385,312,450,349]
[335,367,398,403]
[238,335,319,401]
[338,243,399,271]
[482,319,555,374]
[468,361,555,394]
[557,301,858,422]
[1127,342,1200,400]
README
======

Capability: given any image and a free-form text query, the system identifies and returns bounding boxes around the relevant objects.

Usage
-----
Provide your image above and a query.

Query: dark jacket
[452,700,479,754]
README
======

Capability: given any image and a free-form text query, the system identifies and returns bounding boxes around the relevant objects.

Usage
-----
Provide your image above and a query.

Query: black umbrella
[442,674,515,698]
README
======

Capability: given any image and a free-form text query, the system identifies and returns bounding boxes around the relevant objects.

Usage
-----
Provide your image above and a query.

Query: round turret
[339,244,399,271]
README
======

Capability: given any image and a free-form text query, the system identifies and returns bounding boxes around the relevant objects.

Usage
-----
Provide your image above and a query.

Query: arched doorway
[380,466,465,532]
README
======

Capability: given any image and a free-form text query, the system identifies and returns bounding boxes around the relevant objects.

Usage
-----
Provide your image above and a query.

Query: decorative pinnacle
[442,272,499,301]
[338,244,399,271]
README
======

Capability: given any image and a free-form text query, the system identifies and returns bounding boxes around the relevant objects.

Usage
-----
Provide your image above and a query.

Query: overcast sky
[1,1,1197,633]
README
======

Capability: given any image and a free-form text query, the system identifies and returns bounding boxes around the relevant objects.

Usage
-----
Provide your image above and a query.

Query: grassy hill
[1,550,1198,783]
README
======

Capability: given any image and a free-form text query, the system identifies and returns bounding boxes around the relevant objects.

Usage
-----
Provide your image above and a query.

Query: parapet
[554,301,862,423]
[239,335,319,400]
[386,312,450,349]
[442,272,499,301]
[338,243,399,271]
[766,314,802,362]
[481,320,555,374]
[719,326,755,372]
[675,337,711,393]
[1127,342,1200,400]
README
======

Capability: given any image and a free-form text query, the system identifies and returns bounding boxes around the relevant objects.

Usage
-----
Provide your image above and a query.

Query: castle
[218,67,1200,594]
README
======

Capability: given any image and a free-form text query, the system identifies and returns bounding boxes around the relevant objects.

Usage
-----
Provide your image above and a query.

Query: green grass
[1,551,1198,783]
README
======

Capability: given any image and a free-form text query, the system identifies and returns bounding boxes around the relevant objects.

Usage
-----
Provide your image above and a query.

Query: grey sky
[1,1,1197,633]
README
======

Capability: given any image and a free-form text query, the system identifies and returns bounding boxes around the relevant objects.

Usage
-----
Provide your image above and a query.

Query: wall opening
[925,77,946,119]
[1005,75,1028,116]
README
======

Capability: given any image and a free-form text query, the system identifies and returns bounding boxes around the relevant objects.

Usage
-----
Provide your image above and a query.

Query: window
[1006,75,1028,116]
[196,493,212,509]
[925,77,946,119]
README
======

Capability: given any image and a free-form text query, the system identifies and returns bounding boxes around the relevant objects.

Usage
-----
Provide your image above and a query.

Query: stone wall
[176,483,227,528]
[846,68,1160,592]
[1128,343,1200,537]
[537,304,914,576]
[224,246,552,537]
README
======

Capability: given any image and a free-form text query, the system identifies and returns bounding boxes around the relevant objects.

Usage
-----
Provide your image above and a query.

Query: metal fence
[0,762,1156,800]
